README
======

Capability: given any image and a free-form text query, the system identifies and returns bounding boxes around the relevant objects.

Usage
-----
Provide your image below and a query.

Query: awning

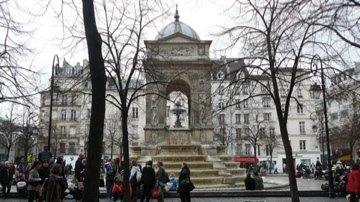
[338,154,351,161]
[233,157,258,163]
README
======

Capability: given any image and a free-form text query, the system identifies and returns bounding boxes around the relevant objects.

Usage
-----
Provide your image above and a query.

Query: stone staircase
[131,144,246,189]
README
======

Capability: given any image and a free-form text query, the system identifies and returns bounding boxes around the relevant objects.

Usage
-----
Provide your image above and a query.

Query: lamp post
[311,55,335,198]
[48,55,59,152]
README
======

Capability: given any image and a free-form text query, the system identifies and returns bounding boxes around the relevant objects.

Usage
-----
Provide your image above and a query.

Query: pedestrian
[178,162,192,202]
[104,159,114,199]
[244,173,255,190]
[74,154,85,181]
[253,172,264,190]
[346,163,360,202]
[112,158,124,201]
[156,161,167,202]
[130,160,142,202]
[55,157,67,200]
[0,161,14,198]
[46,163,63,202]
[38,160,50,202]
[140,160,156,202]
[27,161,42,202]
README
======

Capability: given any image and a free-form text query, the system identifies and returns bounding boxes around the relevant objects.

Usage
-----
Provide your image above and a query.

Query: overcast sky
[21,1,235,81]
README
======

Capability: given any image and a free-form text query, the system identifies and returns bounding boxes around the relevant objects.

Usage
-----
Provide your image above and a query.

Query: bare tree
[329,93,360,161]
[219,1,340,201]
[0,0,38,105]
[104,112,122,160]
[17,107,39,165]
[0,104,20,160]
[312,0,360,49]
[243,113,266,162]
[262,132,281,174]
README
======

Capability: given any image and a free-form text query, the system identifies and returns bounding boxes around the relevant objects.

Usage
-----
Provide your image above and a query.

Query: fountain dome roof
[155,6,200,40]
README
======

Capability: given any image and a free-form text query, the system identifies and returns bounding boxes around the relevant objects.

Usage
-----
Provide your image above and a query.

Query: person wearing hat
[0,161,14,198]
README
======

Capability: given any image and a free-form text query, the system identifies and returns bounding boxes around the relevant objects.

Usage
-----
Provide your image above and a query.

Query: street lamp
[48,55,59,152]
[310,55,335,198]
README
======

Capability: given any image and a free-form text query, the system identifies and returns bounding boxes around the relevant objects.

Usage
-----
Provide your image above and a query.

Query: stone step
[228,168,246,176]
[191,176,226,185]
[165,169,220,177]
[224,162,239,169]
[162,162,214,169]
[152,155,207,162]
[219,156,233,161]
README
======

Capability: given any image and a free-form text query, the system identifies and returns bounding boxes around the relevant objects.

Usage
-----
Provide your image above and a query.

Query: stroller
[16,179,27,198]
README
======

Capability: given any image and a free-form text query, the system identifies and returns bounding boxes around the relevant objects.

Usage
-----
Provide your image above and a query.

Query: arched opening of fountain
[166,79,190,129]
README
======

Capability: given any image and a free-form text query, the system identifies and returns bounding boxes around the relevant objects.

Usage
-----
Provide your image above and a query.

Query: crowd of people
[0,157,70,202]
[103,158,193,202]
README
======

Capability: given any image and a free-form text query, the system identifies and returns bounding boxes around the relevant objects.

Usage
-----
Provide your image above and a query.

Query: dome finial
[174,4,179,21]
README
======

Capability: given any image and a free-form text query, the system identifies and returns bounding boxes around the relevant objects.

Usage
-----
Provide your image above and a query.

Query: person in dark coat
[244,173,255,190]
[0,161,14,198]
[253,172,264,190]
[140,160,156,202]
[46,163,62,202]
[178,162,191,202]
[74,154,85,181]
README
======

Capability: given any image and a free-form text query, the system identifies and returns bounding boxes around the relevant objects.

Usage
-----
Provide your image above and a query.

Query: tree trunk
[279,119,299,202]
[82,0,106,201]
[121,111,131,201]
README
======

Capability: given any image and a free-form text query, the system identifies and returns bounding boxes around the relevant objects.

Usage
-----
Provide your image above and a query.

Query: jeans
[106,179,113,198]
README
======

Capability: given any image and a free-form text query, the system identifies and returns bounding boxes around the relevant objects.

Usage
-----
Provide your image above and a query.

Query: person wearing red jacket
[347,163,360,202]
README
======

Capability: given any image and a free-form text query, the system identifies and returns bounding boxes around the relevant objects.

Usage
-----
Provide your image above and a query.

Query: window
[300,140,306,150]
[220,128,226,136]
[297,104,304,114]
[340,110,348,119]
[219,114,225,125]
[245,127,251,136]
[59,142,66,153]
[71,95,77,105]
[166,106,170,117]
[61,109,66,120]
[330,113,338,120]
[68,142,76,154]
[236,128,242,140]
[235,99,241,109]
[217,71,225,79]
[242,84,249,95]
[280,88,286,97]
[297,88,303,98]
[258,145,261,156]
[264,113,271,121]
[263,97,271,108]
[60,126,66,136]
[218,85,224,95]
[243,100,249,109]
[132,107,139,119]
[259,127,266,137]
[70,110,77,121]
[218,102,225,109]
[235,114,241,124]
[61,95,67,106]
[299,121,305,134]
[244,114,250,124]
[132,125,138,135]
[245,144,251,155]
[266,145,271,156]
[70,126,76,136]
[269,128,275,136]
